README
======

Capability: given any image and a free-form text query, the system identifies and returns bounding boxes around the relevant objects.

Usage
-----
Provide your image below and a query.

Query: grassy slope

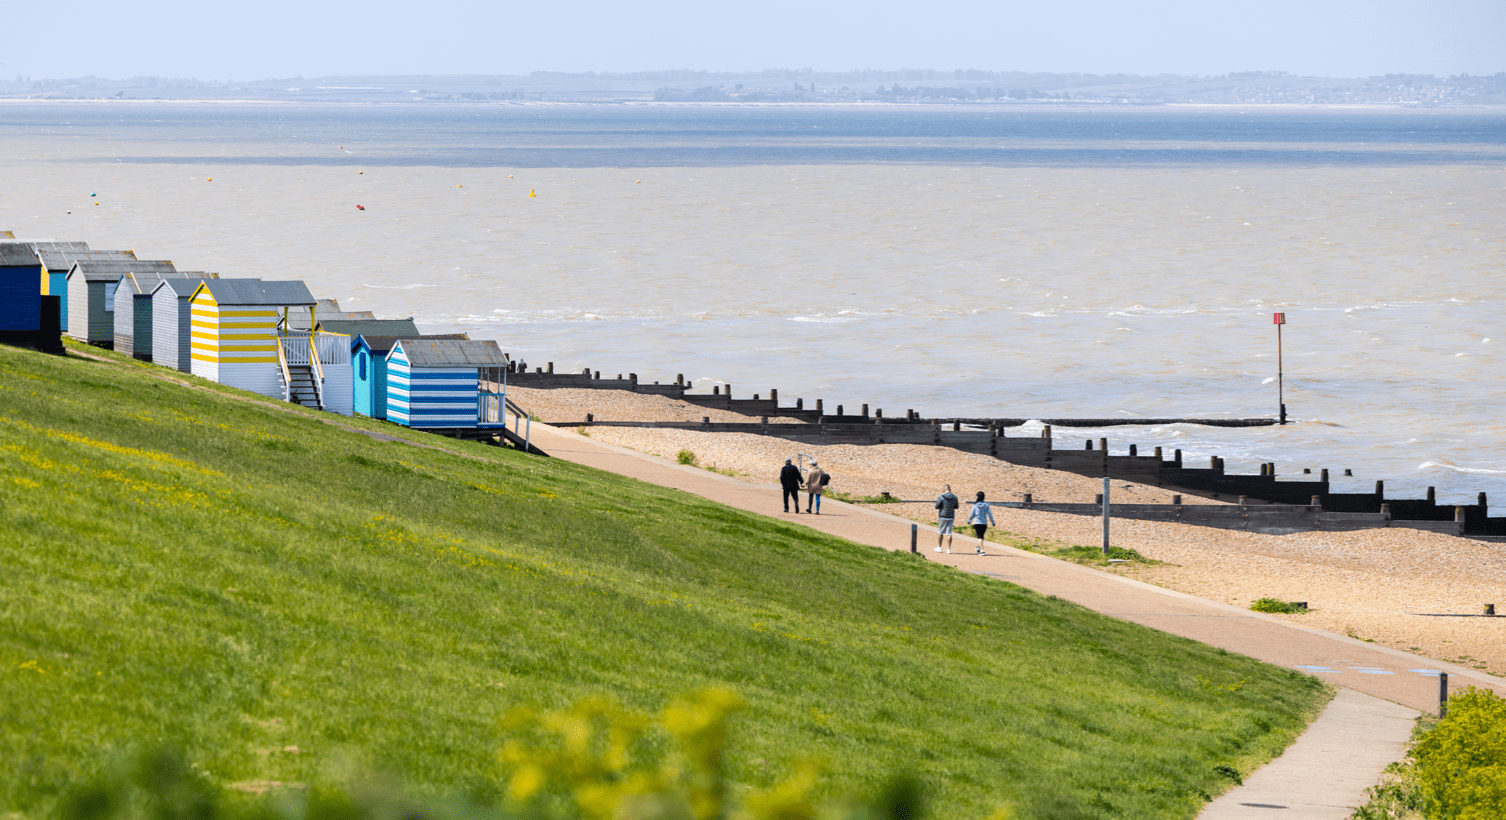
[0,343,1329,820]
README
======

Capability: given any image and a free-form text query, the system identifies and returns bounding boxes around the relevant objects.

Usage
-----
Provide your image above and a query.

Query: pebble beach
[510,385,1506,677]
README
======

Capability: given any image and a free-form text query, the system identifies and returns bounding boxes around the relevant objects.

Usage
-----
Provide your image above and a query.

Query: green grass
[1250,599,1310,615]
[0,343,1329,820]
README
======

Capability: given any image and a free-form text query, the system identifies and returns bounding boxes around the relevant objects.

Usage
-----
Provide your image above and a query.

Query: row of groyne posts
[505,364,1506,541]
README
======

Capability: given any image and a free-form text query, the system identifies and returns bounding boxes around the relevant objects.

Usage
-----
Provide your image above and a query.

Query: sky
[4,0,1504,81]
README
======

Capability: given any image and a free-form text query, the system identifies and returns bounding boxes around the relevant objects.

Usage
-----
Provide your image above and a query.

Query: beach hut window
[358,351,367,379]
[104,281,119,312]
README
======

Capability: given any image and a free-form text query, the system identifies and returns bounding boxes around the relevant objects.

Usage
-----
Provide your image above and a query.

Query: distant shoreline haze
[4,69,1505,105]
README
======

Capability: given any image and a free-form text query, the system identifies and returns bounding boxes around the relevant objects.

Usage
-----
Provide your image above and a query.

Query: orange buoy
[636,180,642,183]
[356,204,365,210]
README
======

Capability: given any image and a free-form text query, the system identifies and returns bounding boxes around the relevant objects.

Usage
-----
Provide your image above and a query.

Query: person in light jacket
[804,461,827,514]
[968,491,996,555]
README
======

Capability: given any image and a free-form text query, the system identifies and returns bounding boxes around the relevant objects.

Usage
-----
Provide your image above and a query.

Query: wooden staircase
[283,364,322,410]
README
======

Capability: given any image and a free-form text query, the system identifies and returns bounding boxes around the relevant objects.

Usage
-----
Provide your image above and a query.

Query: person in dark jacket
[779,459,804,513]
[933,484,960,553]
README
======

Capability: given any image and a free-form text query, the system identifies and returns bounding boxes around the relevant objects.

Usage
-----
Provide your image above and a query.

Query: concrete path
[1198,689,1417,819]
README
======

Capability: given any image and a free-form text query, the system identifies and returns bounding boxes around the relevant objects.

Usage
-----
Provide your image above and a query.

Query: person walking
[968,491,996,555]
[804,460,827,514]
[933,484,959,553]
[779,458,804,513]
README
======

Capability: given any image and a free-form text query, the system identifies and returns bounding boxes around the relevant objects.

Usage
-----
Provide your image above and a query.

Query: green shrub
[1250,598,1308,614]
[1412,687,1506,819]
[676,449,697,466]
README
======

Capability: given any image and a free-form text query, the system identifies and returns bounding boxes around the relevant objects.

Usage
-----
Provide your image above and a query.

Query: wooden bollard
[547,361,554,374]
[594,370,601,379]
[836,404,843,416]
[713,385,720,395]
[1427,486,1436,504]
[1479,492,1488,507]
[1375,480,1384,497]
[875,408,882,418]
[1154,446,1163,460]
[1239,495,1248,506]
[1456,506,1467,523]
[1380,503,1391,520]
[702,416,710,424]
[1485,604,1496,616]
[1209,456,1218,469]
[1320,468,1329,482]
[816,399,823,414]
[1099,437,1108,453]
[770,388,778,403]
[1439,672,1449,718]
[676,373,684,385]
[795,398,803,409]
[1129,444,1137,456]
[1303,467,1311,474]
[1172,494,1182,505]
[726,384,732,398]
[1344,468,1353,476]
[1085,439,1093,450]
[1175,448,1182,465]
[629,372,637,382]
[1023,493,1032,504]
[586,413,594,422]
[1311,495,1322,507]
[760,416,768,424]
[753,393,760,400]
[861,403,868,417]
[1095,493,1103,504]
[953,421,960,432]
[1043,424,1052,440]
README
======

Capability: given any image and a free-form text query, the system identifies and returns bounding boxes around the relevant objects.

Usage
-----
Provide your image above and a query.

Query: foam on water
[2,101,1503,505]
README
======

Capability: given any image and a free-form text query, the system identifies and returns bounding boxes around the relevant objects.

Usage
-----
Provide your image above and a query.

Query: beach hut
[189,279,352,415]
[286,299,375,330]
[115,271,212,360]
[386,339,509,429]
[149,274,220,371]
[66,260,176,346]
[351,332,468,419]
[36,246,134,331]
[0,243,44,333]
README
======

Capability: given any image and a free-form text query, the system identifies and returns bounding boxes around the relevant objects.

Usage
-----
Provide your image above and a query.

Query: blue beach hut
[0,243,43,333]
[36,246,135,332]
[351,331,468,419]
[386,339,509,429]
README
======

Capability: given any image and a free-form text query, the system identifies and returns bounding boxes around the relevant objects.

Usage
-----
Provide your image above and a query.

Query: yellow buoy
[509,174,514,178]
[207,177,212,182]
[528,189,536,197]
[457,184,462,188]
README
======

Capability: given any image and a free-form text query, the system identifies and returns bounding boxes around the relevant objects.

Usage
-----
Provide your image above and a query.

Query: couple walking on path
[935,485,995,554]
[779,459,829,514]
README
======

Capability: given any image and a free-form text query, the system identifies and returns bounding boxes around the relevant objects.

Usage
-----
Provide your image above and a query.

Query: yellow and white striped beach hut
[190,278,312,392]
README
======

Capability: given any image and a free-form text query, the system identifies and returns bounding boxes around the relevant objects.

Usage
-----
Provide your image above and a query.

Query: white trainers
[933,546,942,553]
[946,548,952,554]
[975,548,985,555]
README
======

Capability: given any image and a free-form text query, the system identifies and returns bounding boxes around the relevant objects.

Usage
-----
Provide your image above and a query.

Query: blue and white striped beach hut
[351,331,468,419]
[386,339,509,429]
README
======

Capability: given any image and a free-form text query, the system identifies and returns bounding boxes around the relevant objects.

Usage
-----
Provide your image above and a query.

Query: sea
[2,101,1502,505]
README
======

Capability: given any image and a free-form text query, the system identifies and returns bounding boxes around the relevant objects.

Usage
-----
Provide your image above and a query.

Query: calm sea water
[3,102,1503,505]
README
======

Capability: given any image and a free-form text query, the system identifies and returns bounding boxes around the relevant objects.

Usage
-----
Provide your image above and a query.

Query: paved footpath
[525,423,1504,811]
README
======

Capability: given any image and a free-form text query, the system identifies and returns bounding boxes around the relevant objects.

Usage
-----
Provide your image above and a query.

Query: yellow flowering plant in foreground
[59,690,933,820]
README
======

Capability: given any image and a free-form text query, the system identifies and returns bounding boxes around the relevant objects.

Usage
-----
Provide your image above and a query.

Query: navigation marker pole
[1102,476,1111,556]
[1274,312,1287,425]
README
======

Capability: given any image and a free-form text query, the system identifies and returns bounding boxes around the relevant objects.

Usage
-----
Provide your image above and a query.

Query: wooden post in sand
[1439,673,1449,718]
[1101,477,1111,556]
[910,524,918,554]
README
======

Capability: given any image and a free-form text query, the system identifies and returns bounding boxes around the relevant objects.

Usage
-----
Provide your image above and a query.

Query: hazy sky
[5,0,1503,81]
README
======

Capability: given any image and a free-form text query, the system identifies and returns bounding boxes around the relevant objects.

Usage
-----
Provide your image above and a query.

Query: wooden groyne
[503,362,1505,540]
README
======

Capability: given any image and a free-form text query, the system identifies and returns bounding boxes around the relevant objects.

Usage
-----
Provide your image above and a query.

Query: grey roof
[357,333,468,354]
[120,270,215,296]
[149,274,220,298]
[319,318,420,338]
[40,249,135,272]
[396,339,509,367]
[197,278,316,306]
[0,243,41,267]
[68,260,177,282]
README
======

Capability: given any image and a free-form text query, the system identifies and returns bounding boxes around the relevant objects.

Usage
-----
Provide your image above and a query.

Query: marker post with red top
[1274,312,1287,425]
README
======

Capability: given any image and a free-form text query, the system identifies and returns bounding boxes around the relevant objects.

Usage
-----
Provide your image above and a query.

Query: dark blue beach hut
[386,339,509,428]
[351,330,468,419]
[0,243,43,333]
